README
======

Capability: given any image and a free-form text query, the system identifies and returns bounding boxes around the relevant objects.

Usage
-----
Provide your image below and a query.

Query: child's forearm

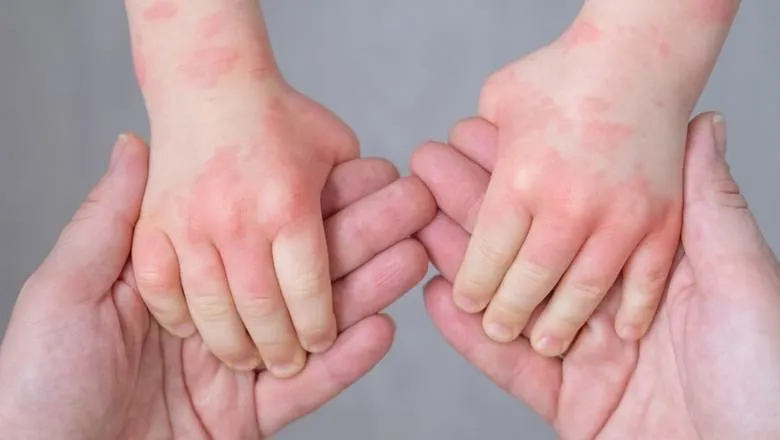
[559,0,740,116]
[125,0,283,129]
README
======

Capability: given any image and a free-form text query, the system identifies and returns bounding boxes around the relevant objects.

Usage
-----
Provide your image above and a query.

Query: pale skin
[414,115,780,439]
[125,0,360,376]
[0,135,435,439]
[454,0,742,356]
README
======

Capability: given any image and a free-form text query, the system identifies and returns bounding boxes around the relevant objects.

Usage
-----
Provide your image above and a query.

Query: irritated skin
[125,0,360,378]
[453,0,741,357]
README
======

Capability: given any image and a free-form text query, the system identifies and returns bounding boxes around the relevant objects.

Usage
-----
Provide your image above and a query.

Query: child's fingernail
[534,335,563,356]
[485,322,514,343]
[711,113,727,157]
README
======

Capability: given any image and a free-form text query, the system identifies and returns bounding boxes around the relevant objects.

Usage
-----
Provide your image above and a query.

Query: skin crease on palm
[0,134,435,439]
[126,0,362,377]
[412,115,780,439]
[453,0,742,357]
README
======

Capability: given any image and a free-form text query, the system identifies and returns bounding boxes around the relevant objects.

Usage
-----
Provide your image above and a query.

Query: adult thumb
[682,112,776,279]
[34,134,150,302]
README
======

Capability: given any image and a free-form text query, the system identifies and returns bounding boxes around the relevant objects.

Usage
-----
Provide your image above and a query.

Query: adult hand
[0,134,434,439]
[413,114,780,439]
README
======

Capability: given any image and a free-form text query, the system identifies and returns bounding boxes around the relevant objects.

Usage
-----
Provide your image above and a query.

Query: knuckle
[261,180,315,232]
[286,270,327,299]
[570,281,606,303]
[517,261,554,286]
[236,295,280,320]
[296,321,334,343]
[473,239,507,269]
[490,296,534,322]
[508,168,536,197]
[639,266,670,294]
[135,265,173,293]
[189,294,234,323]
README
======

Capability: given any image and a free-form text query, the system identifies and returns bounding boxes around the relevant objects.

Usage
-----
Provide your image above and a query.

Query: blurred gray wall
[1,1,778,439]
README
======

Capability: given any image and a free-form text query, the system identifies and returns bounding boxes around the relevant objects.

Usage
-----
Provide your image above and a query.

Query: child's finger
[528,229,640,357]
[132,224,194,337]
[220,236,306,378]
[273,213,337,355]
[616,230,678,340]
[453,174,532,314]
[482,219,586,344]
[178,240,260,371]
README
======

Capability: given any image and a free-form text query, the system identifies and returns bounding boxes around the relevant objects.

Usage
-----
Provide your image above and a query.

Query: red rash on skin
[518,148,670,238]
[689,0,738,25]
[142,1,179,21]
[179,46,241,89]
[579,97,612,114]
[500,81,574,138]
[182,145,257,244]
[581,121,634,152]
[560,20,602,49]
[199,11,227,40]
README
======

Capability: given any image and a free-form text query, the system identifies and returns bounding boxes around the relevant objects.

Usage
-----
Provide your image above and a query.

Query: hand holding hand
[414,115,780,439]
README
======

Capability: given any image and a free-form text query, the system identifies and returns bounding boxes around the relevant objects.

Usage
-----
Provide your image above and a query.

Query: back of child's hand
[454,42,687,357]
[132,84,359,378]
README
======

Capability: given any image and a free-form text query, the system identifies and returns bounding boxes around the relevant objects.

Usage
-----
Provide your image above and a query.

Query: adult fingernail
[711,113,727,157]
[109,133,129,171]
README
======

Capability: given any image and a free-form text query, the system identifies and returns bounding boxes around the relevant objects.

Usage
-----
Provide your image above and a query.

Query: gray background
[1,1,777,439]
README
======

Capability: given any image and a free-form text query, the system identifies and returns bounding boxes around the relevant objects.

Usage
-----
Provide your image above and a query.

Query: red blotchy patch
[183,145,255,243]
[199,11,227,40]
[657,41,671,58]
[579,97,612,115]
[581,121,634,152]
[179,46,241,89]
[560,21,602,48]
[500,81,574,138]
[142,1,178,21]
[690,0,738,25]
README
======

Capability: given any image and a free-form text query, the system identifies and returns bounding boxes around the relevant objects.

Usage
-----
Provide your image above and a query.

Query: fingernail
[109,133,129,171]
[454,295,483,314]
[485,322,514,343]
[233,354,263,372]
[534,335,563,357]
[270,353,307,378]
[617,324,641,341]
[307,338,334,354]
[172,322,196,338]
[711,113,727,157]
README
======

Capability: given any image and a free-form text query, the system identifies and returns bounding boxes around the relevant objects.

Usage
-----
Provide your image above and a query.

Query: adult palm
[413,115,780,440]
[0,134,434,439]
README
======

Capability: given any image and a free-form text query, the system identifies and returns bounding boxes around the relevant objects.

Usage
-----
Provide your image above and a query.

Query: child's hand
[132,83,358,377]
[454,40,687,356]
